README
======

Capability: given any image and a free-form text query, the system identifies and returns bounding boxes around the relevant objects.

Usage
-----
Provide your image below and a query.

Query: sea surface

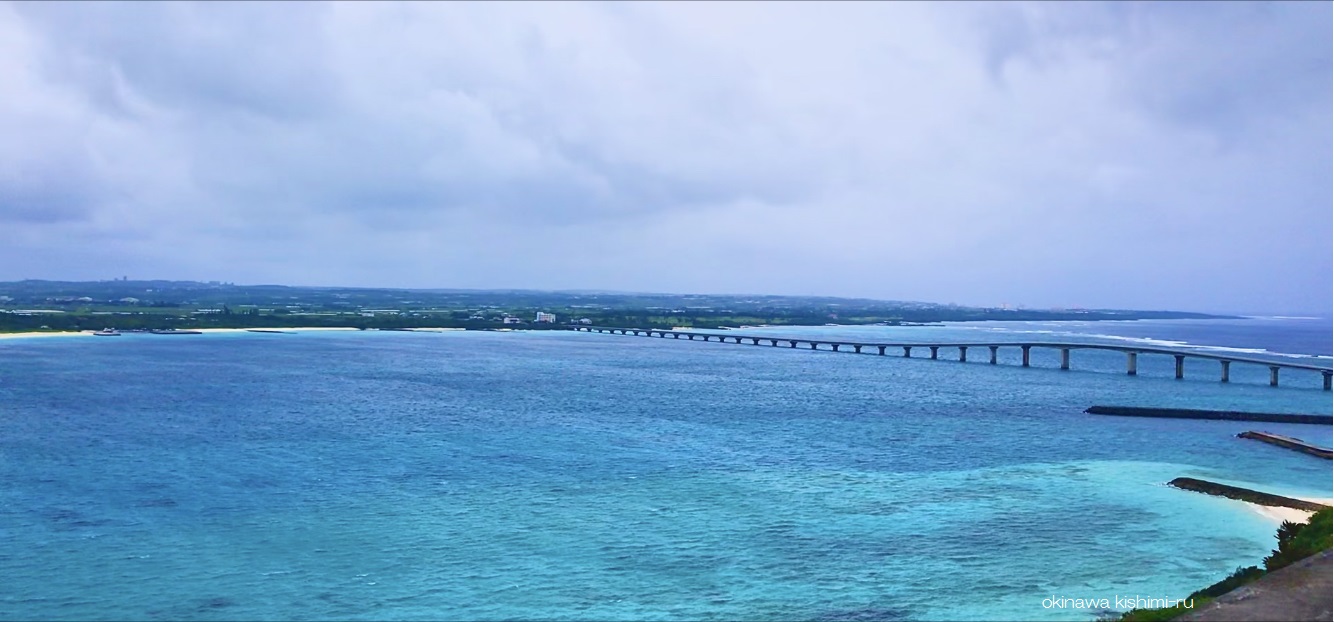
[1,318,1331,621]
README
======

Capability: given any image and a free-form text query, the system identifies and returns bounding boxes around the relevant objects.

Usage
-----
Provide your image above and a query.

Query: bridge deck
[575,326,1333,374]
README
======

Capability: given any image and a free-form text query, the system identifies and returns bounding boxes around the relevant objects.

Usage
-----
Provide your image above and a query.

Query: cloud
[0,1,1328,313]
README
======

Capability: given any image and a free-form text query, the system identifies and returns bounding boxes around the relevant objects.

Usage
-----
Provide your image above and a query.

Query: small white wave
[1075,333,1328,360]
[1261,351,1333,360]
[1079,334,1192,348]
[1189,345,1270,355]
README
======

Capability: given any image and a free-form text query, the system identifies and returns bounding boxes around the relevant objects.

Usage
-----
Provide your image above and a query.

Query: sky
[1,1,1330,314]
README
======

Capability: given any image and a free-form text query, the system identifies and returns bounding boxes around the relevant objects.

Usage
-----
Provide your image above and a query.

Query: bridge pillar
[1060,348,1070,370]
[929,346,938,360]
[1021,346,1030,367]
[958,346,967,362]
[832,344,841,352]
[903,346,912,358]
[687,334,695,340]
[810,342,818,350]
[1323,371,1331,391]
[1126,352,1137,376]
[1269,366,1279,386]
[673,333,680,339]
[1174,355,1185,379]
[789,341,798,348]
[853,345,862,354]
[878,346,886,356]
[751,338,761,345]
[1220,360,1230,383]
[989,346,998,364]
[770,339,779,347]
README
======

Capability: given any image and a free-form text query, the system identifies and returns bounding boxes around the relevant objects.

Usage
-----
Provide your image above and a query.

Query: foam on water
[0,319,1330,620]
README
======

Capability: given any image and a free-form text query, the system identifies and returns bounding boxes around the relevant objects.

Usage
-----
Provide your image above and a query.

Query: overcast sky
[1,2,1329,313]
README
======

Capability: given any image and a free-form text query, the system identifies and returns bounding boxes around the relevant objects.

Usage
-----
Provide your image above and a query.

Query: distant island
[0,279,1233,334]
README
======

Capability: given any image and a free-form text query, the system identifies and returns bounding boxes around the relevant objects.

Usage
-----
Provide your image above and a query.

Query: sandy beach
[1245,496,1333,524]
[0,327,366,340]
[0,331,91,340]
[190,327,361,334]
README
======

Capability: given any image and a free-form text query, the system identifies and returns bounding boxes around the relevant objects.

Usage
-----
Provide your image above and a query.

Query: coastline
[0,327,363,340]
[1245,496,1334,524]
[0,331,91,340]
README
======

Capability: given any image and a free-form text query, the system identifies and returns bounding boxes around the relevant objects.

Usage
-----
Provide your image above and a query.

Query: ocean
[1,318,1330,621]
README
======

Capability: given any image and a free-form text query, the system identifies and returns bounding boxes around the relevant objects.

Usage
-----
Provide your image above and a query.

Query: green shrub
[1264,507,1332,571]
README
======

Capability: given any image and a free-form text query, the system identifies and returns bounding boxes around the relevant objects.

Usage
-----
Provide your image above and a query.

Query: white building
[535,312,556,323]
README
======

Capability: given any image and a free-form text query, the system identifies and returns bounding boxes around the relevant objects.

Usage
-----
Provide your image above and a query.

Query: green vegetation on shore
[0,279,1231,334]
[1115,508,1332,621]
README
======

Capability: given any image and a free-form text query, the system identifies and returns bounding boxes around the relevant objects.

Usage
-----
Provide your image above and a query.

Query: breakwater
[1085,406,1332,425]
[1167,478,1330,511]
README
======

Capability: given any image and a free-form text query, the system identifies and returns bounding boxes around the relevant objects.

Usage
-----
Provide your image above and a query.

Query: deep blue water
[0,319,1330,620]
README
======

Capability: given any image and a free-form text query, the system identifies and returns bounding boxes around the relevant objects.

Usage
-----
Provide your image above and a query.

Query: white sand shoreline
[0,327,367,340]
[1240,496,1332,524]
[0,331,91,340]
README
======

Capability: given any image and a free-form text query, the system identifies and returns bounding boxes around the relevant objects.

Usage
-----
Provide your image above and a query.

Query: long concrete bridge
[571,326,1334,390]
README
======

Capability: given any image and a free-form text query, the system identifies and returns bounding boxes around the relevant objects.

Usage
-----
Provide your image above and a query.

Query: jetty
[1237,431,1333,459]
[572,326,1334,390]
[1167,478,1330,512]
[1085,406,1331,425]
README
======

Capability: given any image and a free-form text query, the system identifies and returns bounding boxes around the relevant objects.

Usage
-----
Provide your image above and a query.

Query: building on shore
[535,312,556,323]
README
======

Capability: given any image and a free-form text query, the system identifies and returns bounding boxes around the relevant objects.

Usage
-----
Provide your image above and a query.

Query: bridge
[571,326,1334,390]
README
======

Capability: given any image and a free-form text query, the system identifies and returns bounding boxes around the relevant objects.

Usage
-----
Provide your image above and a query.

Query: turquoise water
[1,319,1330,620]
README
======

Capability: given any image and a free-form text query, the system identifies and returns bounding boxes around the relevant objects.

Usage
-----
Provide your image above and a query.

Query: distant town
[0,279,1230,334]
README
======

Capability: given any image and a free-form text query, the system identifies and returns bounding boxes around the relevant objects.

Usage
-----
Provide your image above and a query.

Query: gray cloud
[0,1,1328,313]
